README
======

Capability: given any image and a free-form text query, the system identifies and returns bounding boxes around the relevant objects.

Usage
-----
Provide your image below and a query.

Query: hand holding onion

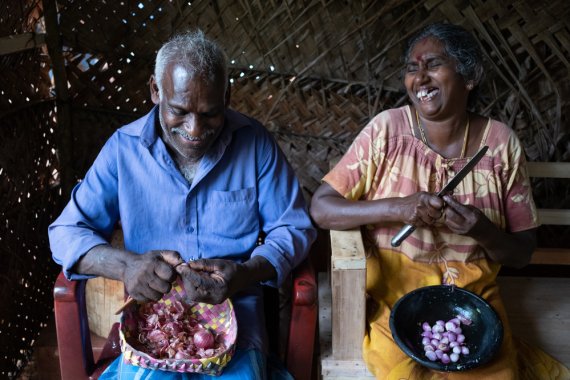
[175,259,244,304]
[123,250,182,302]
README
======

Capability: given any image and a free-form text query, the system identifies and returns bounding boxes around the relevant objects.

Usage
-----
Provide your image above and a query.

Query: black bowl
[389,285,503,372]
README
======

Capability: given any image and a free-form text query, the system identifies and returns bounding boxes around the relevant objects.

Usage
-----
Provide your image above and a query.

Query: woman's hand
[442,194,490,237]
[123,250,182,302]
[401,191,446,227]
[442,194,536,268]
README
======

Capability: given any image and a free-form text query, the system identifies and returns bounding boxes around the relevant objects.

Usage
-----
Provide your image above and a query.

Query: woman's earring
[467,81,474,90]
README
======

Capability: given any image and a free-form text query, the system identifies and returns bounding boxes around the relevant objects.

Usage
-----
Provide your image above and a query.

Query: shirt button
[187,226,194,233]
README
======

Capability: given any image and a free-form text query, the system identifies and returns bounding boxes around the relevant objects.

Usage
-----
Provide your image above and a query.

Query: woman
[310,23,569,379]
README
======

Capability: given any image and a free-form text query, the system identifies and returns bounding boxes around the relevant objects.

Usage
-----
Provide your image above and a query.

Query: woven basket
[119,279,238,375]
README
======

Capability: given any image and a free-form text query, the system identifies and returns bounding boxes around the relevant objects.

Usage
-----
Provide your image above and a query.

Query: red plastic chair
[53,258,317,380]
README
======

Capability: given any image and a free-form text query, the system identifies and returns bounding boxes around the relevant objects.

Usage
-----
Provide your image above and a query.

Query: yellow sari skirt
[362,251,570,380]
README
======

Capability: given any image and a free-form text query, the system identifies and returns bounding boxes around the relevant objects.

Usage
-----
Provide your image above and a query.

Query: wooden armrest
[329,229,366,360]
[287,258,318,380]
[330,228,366,269]
[531,248,570,265]
[54,272,96,378]
[291,258,317,306]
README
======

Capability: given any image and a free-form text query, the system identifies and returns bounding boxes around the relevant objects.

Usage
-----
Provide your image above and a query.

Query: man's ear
[224,79,231,108]
[150,75,160,105]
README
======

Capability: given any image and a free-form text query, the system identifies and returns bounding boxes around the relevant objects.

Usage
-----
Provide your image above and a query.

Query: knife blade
[390,145,489,247]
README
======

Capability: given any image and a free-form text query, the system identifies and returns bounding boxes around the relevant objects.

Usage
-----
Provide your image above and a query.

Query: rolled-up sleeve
[252,132,316,287]
[48,135,120,280]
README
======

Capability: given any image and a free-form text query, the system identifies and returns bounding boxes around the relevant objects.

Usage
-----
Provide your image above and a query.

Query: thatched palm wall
[1,0,569,377]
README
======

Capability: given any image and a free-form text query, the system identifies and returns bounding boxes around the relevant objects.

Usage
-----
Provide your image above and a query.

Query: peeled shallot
[421,315,471,364]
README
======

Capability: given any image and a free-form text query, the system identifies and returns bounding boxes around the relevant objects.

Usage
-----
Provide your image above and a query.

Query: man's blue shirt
[48,106,316,351]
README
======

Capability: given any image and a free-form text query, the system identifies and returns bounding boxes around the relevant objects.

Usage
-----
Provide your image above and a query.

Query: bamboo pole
[43,0,74,199]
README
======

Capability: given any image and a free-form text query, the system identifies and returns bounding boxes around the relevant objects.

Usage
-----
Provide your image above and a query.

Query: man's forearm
[241,255,277,284]
[73,244,134,280]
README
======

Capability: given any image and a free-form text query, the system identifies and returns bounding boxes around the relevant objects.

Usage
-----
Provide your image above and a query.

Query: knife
[390,145,489,247]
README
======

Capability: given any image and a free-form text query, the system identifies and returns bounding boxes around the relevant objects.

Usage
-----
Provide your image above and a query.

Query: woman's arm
[310,182,445,230]
[442,194,536,268]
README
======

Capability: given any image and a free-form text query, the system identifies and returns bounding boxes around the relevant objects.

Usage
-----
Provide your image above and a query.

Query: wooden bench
[318,162,570,379]
[525,162,570,266]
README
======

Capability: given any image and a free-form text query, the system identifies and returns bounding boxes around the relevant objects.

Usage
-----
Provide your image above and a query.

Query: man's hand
[175,259,245,304]
[123,250,182,302]
[175,256,277,304]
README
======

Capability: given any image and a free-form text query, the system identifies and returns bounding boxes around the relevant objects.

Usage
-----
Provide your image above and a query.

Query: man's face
[150,62,227,163]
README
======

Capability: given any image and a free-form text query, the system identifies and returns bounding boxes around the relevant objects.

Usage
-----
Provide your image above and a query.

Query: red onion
[193,329,215,349]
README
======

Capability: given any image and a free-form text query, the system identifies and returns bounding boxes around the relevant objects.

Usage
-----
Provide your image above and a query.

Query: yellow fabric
[364,252,569,379]
[323,106,570,379]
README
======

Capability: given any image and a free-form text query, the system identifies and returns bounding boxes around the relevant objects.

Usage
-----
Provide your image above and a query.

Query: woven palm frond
[1,0,570,377]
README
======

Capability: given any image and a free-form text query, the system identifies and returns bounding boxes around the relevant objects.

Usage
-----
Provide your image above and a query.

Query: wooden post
[319,228,373,378]
[330,228,367,360]
[43,0,75,198]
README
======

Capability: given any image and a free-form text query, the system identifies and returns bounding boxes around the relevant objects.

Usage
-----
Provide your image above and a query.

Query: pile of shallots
[421,315,472,364]
[135,301,226,360]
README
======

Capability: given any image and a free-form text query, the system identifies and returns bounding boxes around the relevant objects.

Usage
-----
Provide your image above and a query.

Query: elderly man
[48,30,316,379]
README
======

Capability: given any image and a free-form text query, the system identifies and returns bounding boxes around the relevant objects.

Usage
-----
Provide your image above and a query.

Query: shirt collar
[139,106,160,148]
[138,106,250,150]
[138,106,252,188]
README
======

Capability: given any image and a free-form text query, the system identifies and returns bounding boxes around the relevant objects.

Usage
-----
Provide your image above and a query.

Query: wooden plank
[319,272,374,379]
[498,276,570,366]
[85,227,125,337]
[529,162,570,265]
[331,264,366,360]
[0,32,45,55]
[330,229,366,270]
[319,273,570,377]
[329,225,367,362]
[318,272,332,361]
[86,277,123,337]
[537,209,570,225]
[528,162,570,179]
[531,248,570,265]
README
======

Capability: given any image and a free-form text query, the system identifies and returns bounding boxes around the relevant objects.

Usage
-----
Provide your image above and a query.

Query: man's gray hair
[154,30,228,94]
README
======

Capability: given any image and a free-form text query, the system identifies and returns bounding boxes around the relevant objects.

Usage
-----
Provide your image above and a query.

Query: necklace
[415,109,470,158]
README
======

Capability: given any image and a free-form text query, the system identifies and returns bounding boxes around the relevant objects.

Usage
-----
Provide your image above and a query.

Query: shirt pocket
[202,187,259,238]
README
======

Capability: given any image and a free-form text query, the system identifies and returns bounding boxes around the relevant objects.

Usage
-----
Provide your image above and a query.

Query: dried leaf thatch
[1,0,570,377]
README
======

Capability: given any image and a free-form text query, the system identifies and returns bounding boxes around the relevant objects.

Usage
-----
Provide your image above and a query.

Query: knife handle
[391,224,416,247]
